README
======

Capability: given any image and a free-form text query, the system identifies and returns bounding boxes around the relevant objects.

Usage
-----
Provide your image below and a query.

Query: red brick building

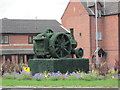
[61,0,120,69]
[0,18,67,65]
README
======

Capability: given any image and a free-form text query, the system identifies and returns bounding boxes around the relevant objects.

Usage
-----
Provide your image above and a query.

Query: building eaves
[1,19,68,34]
[81,2,94,15]
[61,0,119,20]
[81,1,119,16]
[1,49,34,55]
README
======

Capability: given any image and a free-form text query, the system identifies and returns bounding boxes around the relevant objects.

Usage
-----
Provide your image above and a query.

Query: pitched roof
[61,0,120,18]
[0,20,2,33]
[81,1,120,15]
[0,19,68,34]
[104,2,119,15]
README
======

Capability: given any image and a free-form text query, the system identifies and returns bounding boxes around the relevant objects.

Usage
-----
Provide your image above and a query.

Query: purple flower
[32,73,44,80]
[2,72,9,76]
[12,72,20,75]
[20,71,31,75]
[70,72,76,76]
[61,73,68,78]
[115,74,120,78]
[48,72,61,77]
[20,71,24,73]
[76,74,82,78]
[69,72,85,78]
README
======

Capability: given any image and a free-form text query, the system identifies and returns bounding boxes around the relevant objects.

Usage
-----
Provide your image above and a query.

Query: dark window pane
[0,35,9,44]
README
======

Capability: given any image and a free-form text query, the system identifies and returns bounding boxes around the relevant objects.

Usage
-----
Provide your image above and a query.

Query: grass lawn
[1,78,118,87]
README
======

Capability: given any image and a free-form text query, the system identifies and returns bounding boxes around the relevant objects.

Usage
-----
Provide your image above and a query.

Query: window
[18,55,24,64]
[5,55,11,64]
[79,33,82,37]
[0,35,9,44]
[28,35,35,44]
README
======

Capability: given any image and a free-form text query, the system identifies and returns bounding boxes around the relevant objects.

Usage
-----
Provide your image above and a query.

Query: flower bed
[2,70,119,81]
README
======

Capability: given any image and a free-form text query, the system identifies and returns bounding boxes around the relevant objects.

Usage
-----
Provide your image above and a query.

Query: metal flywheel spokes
[49,33,72,58]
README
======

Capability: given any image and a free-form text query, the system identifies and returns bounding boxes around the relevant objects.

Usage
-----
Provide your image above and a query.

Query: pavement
[0,86,120,90]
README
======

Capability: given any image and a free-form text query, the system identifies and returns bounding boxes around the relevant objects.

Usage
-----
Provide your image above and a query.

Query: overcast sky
[0,0,119,22]
[0,0,70,22]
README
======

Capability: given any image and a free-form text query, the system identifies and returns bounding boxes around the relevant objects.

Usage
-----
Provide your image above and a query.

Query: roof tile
[0,19,67,34]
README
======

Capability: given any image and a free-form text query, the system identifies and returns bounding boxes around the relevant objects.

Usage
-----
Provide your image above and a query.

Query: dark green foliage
[33,28,84,58]
[28,58,89,75]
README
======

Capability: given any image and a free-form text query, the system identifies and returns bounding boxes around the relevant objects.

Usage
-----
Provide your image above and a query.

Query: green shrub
[79,72,104,81]
[65,72,82,80]
[2,73,15,79]
[47,72,62,81]
[16,71,32,80]
[28,58,89,75]
[47,76,62,81]
[66,75,77,80]
[96,75,105,80]
[81,74,96,81]
[2,71,32,80]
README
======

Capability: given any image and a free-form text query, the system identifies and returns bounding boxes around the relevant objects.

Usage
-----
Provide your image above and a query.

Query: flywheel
[75,48,84,58]
[49,32,72,58]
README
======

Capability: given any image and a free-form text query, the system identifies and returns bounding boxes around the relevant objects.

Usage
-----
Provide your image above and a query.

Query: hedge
[28,58,89,75]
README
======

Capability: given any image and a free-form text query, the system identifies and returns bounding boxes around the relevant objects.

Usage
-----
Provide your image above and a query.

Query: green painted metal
[49,32,72,58]
[75,48,84,58]
[33,28,84,58]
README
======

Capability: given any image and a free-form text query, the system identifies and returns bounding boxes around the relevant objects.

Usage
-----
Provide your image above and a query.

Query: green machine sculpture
[33,28,83,58]
[28,28,89,75]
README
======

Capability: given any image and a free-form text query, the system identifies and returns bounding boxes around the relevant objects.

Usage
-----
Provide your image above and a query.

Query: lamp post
[95,0,99,64]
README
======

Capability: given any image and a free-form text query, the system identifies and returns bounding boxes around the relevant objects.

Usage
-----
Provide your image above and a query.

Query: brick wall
[90,15,119,68]
[9,35,28,44]
[61,1,119,69]
[103,15,119,68]
[1,34,34,64]
[61,1,91,58]
[0,34,33,49]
